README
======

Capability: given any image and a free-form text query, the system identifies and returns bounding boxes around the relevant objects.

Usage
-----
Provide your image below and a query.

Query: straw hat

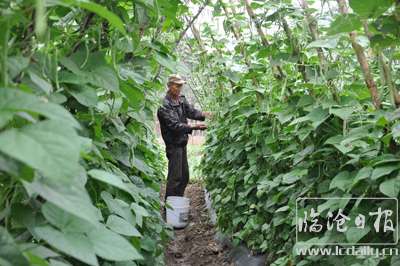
[168,74,186,85]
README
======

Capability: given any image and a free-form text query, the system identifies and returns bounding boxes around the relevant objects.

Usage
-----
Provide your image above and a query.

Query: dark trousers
[165,145,189,200]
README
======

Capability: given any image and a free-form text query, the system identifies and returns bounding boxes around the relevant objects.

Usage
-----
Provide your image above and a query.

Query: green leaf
[87,225,143,261]
[28,71,53,94]
[119,66,146,84]
[120,84,144,110]
[328,14,362,35]
[0,89,80,129]
[132,157,153,174]
[307,36,340,49]
[371,164,399,180]
[59,57,83,74]
[23,177,100,226]
[8,56,29,79]
[24,252,49,266]
[60,53,119,91]
[106,215,142,237]
[0,120,82,179]
[391,254,400,266]
[114,261,137,266]
[86,66,119,91]
[68,86,98,107]
[329,106,355,120]
[307,107,330,128]
[297,95,314,107]
[325,135,355,154]
[379,178,400,197]
[288,116,309,126]
[345,226,370,243]
[330,171,352,191]
[371,34,399,49]
[0,258,12,266]
[19,243,60,259]
[59,0,127,34]
[353,166,372,183]
[349,0,394,18]
[49,259,72,266]
[0,227,29,266]
[373,155,400,166]
[392,122,400,139]
[131,202,150,227]
[281,169,307,184]
[88,169,133,196]
[34,226,98,266]
[41,202,95,233]
[317,198,350,213]
[101,192,136,224]
[275,206,289,213]
[154,52,176,71]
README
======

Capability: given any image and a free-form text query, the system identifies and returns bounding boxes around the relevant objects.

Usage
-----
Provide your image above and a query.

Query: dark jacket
[157,94,205,147]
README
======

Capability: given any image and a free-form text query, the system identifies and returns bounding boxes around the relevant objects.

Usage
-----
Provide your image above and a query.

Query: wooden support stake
[337,0,381,109]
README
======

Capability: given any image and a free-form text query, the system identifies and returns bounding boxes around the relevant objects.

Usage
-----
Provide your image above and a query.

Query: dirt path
[164,184,232,266]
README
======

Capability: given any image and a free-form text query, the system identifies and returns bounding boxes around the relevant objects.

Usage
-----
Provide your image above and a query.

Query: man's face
[169,83,183,97]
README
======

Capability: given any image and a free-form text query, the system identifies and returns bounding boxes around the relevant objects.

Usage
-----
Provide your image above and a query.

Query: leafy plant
[0,0,189,265]
[195,0,400,265]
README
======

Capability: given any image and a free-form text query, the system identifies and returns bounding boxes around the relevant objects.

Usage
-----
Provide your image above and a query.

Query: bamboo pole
[220,0,259,85]
[379,53,400,107]
[362,21,400,107]
[298,0,339,101]
[299,0,326,73]
[280,17,307,81]
[188,18,206,52]
[220,0,242,41]
[337,0,381,109]
[243,0,285,79]
[176,0,209,46]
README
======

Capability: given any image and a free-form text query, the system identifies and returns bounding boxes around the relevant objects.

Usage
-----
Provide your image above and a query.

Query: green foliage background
[0,0,192,265]
[194,0,400,265]
[2,0,400,265]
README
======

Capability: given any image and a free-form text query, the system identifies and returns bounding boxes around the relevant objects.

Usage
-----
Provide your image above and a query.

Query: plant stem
[1,20,9,87]
[337,0,381,109]
[243,0,285,80]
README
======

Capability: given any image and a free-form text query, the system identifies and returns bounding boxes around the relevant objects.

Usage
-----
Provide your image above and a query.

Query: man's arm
[182,96,206,121]
[157,105,193,134]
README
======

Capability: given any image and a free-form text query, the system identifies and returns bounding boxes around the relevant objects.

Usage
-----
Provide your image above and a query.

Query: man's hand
[202,111,213,119]
[191,123,208,130]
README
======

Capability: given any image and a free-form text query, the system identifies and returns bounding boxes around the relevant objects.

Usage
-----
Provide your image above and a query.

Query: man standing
[157,74,209,201]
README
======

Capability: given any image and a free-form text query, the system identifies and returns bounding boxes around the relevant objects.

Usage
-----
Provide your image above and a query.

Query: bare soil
[163,184,232,266]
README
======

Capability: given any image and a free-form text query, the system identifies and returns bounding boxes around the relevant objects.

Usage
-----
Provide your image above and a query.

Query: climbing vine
[0,0,192,265]
[1,0,400,265]
[196,0,400,265]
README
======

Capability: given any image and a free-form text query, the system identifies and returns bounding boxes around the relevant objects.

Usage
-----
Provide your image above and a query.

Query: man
[157,74,209,201]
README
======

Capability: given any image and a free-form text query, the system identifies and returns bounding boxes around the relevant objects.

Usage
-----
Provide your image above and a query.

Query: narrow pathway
[164,184,232,266]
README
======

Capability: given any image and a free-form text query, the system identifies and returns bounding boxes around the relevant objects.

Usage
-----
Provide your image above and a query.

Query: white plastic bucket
[167,196,190,206]
[166,196,190,228]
